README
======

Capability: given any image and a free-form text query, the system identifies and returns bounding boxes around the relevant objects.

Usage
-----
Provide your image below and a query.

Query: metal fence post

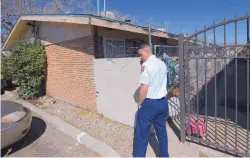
[148,25,152,49]
[153,45,156,55]
[178,34,186,142]
[247,17,249,42]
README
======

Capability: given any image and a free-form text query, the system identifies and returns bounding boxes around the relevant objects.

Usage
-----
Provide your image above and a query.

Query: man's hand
[138,84,148,108]
[138,103,142,109]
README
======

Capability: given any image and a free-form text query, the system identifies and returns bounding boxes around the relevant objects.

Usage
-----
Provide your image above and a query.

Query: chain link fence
[153,45,180,118]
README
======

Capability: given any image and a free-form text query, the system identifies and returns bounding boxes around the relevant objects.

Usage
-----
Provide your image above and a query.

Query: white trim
[2,15,176,51]
[1,18,22,51]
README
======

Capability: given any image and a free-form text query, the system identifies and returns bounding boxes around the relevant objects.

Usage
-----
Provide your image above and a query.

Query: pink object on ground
[186,116,206,137]
[206,79,211,86]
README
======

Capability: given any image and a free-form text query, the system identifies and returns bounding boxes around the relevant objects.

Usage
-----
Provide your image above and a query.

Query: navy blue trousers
[134,98,169,157]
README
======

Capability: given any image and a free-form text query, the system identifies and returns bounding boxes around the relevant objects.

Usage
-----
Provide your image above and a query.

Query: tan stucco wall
[93,28,176,127]
[94,57,141,127]
[38,22,92,45]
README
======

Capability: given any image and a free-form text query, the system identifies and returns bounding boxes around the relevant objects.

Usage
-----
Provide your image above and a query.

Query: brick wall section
[45,36,97,111]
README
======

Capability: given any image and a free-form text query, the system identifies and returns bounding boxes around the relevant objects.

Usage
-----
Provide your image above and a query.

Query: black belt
[146,97,165,100]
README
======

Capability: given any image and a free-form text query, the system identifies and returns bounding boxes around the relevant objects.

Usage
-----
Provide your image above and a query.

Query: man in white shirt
[133,44,169,157]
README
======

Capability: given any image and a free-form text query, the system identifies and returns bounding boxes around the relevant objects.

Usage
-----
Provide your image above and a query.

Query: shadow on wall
[133,86,140,127]
[185,56,250,155]
[194,57,250,129]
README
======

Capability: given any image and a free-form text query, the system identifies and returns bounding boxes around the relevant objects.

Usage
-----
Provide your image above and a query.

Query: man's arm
[138,65,149,108]
[138,84,148,108]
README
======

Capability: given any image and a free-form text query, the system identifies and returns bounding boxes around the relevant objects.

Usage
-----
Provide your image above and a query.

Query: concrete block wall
[94,57,141,127]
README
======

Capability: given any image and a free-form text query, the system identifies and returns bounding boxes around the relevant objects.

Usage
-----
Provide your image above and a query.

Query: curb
[4,91,120,157]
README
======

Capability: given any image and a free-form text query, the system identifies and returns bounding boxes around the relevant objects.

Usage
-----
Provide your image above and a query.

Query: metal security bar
[96,42,139,59]
[180,14,250,157]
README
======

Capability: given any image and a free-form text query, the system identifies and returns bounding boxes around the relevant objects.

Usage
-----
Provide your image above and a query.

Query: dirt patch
[10,88,18,96]
[18,95,135,157]
[26,99,40,106]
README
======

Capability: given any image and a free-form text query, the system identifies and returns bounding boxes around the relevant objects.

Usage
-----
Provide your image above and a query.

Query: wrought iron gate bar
[152,14,250,157]
[224,58,228,147]
[182,15,250,157]
[205,58,208,141]
[196,59,200,141]
[247,58,250,153]
[184,38,192,139]
[213,21,216,45]
[186,44,250,49]
[214,59,218,144]
[235,17,238,152]
[189,136,250,157]
[224,17,226,46]
[187,14,250,40]
[184,56,250,59]
[178,35,186,142]
[247,17,249,42]
[235,58,238,150]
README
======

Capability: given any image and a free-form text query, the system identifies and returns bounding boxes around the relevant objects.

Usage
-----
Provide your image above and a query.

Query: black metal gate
[178,14,250,156]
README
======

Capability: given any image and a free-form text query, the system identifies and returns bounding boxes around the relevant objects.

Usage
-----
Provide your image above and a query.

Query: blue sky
[94,0,250,44]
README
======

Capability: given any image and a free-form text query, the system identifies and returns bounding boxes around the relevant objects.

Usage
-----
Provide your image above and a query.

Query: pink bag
[186,116,206,137]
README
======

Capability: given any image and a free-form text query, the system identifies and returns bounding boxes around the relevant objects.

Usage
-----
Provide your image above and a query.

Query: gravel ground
[35,96,135,157]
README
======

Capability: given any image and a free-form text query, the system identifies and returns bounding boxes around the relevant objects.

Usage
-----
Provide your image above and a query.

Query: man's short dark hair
[138,44,152,51]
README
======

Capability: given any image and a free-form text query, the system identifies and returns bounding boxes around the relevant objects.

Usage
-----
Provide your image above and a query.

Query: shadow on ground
[148,131,160,156]
[166,118,240,157]
[1,116,46,157]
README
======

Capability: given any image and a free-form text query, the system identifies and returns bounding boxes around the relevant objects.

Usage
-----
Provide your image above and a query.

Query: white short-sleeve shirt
[139,55,168,99]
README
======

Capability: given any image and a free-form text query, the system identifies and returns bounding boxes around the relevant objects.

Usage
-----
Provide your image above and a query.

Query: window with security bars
[103,38,126,58]
[103,38,144,58]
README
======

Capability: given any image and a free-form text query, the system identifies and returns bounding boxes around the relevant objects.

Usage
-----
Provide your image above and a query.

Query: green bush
[1,39,47,99]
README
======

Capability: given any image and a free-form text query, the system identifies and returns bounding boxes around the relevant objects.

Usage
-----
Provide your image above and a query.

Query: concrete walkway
[146,120,232,157]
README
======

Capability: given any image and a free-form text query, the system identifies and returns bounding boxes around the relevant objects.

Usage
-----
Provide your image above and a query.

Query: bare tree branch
[1,0,138,47]
[1,0,87,46]
[53,0,62,13]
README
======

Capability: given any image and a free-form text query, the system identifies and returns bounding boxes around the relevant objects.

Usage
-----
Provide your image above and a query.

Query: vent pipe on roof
[104,0,106,17]
[97,0,100,16]
[148,25,152,49]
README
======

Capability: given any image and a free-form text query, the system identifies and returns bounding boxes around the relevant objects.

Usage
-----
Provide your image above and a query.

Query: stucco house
[2,14,178,127]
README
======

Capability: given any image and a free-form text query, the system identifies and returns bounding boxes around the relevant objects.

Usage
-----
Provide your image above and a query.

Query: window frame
[103,37,126,58]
